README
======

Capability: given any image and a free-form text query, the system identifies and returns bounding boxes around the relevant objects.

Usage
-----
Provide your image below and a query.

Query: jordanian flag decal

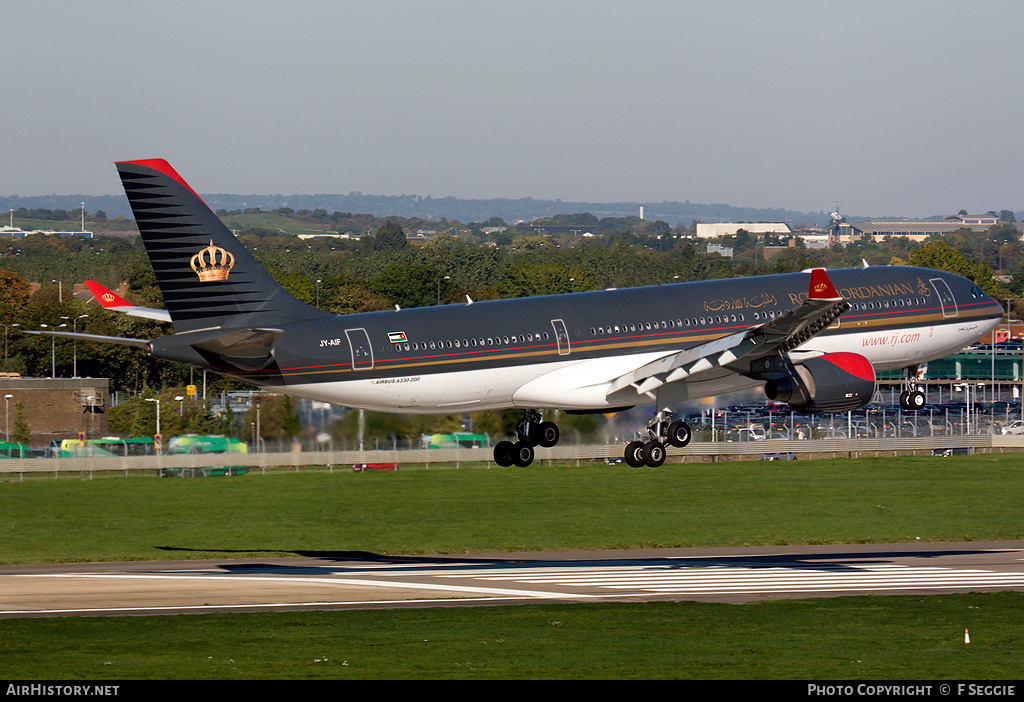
[388,331,408,343]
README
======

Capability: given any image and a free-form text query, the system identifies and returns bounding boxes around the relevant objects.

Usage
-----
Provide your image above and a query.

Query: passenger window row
[850,298,925,311]
[389,332,551,354]
[589,311,772,338]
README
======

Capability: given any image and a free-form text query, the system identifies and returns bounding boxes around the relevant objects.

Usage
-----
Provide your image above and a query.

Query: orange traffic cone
[965,628,971,644]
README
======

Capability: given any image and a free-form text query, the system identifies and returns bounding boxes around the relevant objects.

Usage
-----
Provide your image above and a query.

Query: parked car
[1001,420,1024,435]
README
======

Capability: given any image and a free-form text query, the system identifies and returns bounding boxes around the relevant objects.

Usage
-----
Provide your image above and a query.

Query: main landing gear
[492,410,560,467]
[623,409,691,467]
[899,365,927,411]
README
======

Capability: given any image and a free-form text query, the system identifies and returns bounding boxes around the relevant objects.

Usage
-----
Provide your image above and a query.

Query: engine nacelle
[764,352,876,414]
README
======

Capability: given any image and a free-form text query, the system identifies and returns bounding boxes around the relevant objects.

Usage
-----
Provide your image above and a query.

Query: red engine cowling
[764,352,876,414]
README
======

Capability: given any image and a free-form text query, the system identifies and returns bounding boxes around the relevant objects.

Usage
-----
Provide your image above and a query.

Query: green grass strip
[0,594,1020,679]
[1,454,1022,564]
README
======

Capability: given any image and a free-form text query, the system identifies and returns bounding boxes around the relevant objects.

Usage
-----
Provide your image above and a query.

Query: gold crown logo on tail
[190,240,235,281]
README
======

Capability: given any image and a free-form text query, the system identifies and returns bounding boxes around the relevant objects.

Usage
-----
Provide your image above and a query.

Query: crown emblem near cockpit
[190,240,235,282]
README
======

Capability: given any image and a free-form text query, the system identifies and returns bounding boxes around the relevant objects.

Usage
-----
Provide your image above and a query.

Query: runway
[3,541,1024,618]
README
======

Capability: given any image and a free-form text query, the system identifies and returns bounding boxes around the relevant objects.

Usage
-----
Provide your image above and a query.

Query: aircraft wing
[84,280,172,323]
[604,268,850,399]
[607,268,850,398]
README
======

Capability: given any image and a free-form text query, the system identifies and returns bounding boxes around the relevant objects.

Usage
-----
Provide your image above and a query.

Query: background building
[0,377,108,444]
[830,213,1011,243]
[695,223,791,238]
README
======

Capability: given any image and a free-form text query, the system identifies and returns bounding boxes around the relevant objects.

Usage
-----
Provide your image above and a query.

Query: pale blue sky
[2,0,1022,218]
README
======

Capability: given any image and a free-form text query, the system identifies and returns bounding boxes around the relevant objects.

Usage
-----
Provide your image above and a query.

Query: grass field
[2,595,1021,680]
[1,454,1022,563]
[1,453,1023,679]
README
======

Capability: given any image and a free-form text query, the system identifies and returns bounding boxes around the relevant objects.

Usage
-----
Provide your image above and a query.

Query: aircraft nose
[970,284,1002,315]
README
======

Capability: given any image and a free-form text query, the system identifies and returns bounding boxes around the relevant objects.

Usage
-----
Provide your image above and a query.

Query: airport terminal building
[831,213,1008,243]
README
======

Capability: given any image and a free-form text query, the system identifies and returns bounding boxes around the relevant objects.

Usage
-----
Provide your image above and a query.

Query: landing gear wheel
[515,410,560,449]
[900,390,926,410]
[536,421,560,448]
[643,440,666,467]
[666,420,691,448]
[511,441,535,467]
[493,440,515,467]
[624,441,646,467]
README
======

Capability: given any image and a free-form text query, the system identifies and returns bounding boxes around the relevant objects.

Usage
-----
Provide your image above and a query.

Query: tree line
[0,209,1014,447]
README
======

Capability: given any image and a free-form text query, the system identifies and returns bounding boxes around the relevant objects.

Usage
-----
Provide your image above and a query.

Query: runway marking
[431,561,1024,596]
[0,598,541,617]
[2,572,597,602]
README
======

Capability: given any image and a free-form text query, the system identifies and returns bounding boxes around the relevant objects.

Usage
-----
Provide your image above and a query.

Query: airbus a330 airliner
[43,159,1003,467]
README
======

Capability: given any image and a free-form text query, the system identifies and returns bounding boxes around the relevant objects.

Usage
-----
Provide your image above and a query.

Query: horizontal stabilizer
[24,329,150,348]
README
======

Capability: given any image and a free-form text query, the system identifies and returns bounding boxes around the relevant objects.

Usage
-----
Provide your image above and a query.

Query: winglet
[84,280,133,311]
[808,268,842,300]
[84,280,172,323]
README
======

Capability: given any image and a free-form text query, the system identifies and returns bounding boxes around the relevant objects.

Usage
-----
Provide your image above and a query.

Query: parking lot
[685,397,1024,442]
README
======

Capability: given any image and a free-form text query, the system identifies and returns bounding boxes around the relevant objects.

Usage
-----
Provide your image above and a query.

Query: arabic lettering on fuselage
[703,292,776,313]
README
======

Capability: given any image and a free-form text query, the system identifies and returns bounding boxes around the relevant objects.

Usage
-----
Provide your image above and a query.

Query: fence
[2,434,1024,477]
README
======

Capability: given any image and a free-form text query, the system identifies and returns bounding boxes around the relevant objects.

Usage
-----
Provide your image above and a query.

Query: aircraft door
[345,328,374,370]
[929,278,958,318]
[551,319,570,355]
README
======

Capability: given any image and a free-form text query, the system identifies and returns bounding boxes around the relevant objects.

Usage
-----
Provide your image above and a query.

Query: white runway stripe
[434,563,1024,595]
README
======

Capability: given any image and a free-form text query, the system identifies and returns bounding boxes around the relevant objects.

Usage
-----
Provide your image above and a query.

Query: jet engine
[764,352,876,414]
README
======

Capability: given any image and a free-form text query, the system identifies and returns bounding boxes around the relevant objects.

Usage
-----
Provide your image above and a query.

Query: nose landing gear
[899,365,927,410]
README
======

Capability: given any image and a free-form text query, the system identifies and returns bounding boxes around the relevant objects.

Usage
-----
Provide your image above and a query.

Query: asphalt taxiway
[3,541,1024,618]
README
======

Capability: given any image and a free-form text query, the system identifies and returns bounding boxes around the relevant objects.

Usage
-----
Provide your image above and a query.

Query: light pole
[73,314,87,377]
[39,323,67,377]
[3,323,17,360]
[86,395,95,438]
[4,394,12,442]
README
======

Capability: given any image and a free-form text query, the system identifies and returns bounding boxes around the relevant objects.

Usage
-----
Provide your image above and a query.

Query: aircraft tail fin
[115,159,329,332]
